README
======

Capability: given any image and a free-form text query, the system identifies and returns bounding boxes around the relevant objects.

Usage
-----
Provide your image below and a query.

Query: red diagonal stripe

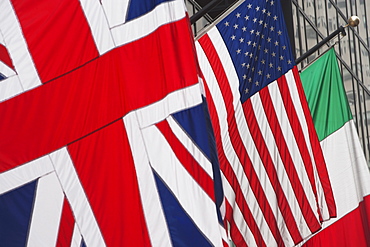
[56,198,75,247]
[0,43,14,70]
[156,119,215,201]
[11,0,99,83]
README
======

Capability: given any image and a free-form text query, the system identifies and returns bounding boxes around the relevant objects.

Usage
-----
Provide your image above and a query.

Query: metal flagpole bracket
[190,0,224,25]
[295,16,360,65]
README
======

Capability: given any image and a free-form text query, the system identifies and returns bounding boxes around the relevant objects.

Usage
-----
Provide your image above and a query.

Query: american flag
[0,0,227,246]
[195,0,336,246]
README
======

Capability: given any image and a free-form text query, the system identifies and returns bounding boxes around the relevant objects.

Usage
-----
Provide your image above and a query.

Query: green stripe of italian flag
[299,48,370,246]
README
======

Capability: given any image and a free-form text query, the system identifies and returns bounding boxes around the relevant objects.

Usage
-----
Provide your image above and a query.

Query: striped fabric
[195,1,336,246]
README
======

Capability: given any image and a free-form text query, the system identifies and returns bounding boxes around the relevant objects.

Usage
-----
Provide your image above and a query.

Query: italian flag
[300,48,370,246]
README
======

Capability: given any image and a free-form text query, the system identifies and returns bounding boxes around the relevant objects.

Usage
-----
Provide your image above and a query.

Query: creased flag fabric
[195,0,336,246]
[299,48,370,246]
[0,0,227,246]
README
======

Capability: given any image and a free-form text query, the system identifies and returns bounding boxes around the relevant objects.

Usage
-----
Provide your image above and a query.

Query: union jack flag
[0,0,227,246]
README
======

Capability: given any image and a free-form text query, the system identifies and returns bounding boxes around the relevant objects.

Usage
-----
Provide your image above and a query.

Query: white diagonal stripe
[26,172,64,247]
[79,0,115,55]
[0,154,54,195]
[123,114,173,247]
[49,148,106,247]
[111,0,186,47]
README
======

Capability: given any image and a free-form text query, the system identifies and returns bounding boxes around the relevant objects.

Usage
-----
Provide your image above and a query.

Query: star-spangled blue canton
[216,0,294,103]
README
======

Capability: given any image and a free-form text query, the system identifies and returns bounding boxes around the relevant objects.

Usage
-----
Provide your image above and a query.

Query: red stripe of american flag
[201,73,264,247]
[242,98,303,244]
[292,68,337,218]
[258,79,321,232]
[276,74,321,215]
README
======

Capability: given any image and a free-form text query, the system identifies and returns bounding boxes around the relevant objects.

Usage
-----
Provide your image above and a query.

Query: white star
[239,38,244,43]
[264,48,268,53]
[244,51,249,56]
[251,67,255,72]
[243,74,247,80]
[249,53,253,58]
[250,29,255,34]
[242,26,247,32]
[252,42,257,47]
[267,37,272,42]
[261,34,265,39]
[288,60,292,64]
[259,20,264,25]
[234,24,239,29]
[280,55,284,60]
[266,74,271,79]
[255,81,260,86]
[258,70,263,75]
[282,45,287,50]
[231,35,236,40]
[269,63,273,68]
[245,15,250,20]
[244,88,249,93]
[247,4,252,9]
[248,78,252,82]
[274,41,279,46]
[267,11,271,16]
[246,64,250,68]
[224,22,229,26]
[261,60,265,64]
[256,6,260,11]
[253,18,258,23]
[256,31,260,36]
[264,23,268,28]
[236,49,241,54]
[262,9,266,14]
[273,15,278,21]
[278,30,282,35]
[277,66,282,71]
[247,40,252,45]
[270,26,275,31]
[270,1,274,6]
[236,13,241,18]
[271,52,276,57]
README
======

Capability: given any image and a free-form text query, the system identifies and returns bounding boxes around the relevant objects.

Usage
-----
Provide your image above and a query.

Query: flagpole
[295,16,360,64]
[190,0,224,24]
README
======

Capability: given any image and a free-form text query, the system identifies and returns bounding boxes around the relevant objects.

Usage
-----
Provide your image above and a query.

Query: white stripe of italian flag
[299,48,370,246]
